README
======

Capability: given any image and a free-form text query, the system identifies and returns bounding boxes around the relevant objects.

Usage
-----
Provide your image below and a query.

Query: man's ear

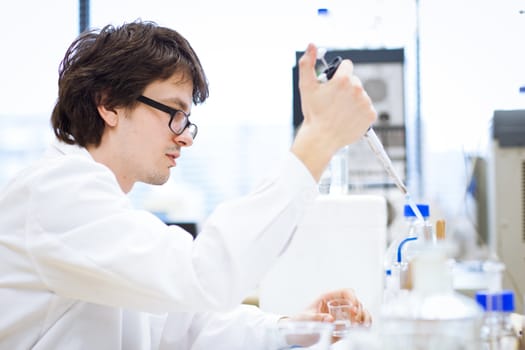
[97,104,119,127]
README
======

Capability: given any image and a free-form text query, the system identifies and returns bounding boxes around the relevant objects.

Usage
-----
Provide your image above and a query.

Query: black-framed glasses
[137,95,198,139]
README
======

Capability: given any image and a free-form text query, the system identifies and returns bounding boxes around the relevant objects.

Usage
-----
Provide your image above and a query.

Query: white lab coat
[0,140,318,349]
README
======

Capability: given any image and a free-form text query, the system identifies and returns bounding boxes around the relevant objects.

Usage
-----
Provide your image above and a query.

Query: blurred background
[0,0,524,256]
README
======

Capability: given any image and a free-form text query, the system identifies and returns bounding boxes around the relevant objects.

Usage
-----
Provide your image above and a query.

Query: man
[0,20,376,349]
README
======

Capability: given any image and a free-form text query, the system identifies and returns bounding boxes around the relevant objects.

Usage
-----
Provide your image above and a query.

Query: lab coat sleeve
[25,152,318,313]
[158,305,282,350]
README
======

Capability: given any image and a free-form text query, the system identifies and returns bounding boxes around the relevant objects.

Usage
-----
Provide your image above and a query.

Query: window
[0,1,77,185]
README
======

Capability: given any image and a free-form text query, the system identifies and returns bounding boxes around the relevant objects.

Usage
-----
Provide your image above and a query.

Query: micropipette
[317,51,424,221]
[363,128,407,195]
[364,127,424,222]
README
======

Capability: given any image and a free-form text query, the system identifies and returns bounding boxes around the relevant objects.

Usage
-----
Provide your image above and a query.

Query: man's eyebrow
[163,97,190,113]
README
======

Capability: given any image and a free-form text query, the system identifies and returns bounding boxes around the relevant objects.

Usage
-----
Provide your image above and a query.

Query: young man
[0,21,376,349]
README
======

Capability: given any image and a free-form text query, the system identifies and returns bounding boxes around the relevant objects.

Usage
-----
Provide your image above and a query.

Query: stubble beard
[145,170,170,186]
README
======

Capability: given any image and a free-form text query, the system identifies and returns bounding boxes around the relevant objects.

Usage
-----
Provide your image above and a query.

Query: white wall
[420,0,525,220]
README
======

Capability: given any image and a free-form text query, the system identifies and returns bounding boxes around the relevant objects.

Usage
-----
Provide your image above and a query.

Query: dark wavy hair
[51,20,209,147]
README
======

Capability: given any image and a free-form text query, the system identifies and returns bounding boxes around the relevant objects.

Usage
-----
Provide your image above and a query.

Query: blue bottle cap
[475,290,515,312]
[404,204,429,218]
[317,8,329,16]
[520,86,525,93]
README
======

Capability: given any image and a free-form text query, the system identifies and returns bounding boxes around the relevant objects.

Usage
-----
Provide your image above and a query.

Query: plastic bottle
[318,143,350,196]
[476,290,519,350]
[383,268,401,304]
[384,204,430,291]
[329,146,349,195]
[381,241,484,350]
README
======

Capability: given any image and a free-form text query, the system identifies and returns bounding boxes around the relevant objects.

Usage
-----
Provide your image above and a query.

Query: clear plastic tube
[364,128,425,222]
[364,128,407,194]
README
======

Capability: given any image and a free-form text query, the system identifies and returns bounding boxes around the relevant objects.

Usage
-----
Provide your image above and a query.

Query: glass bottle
[384,204,430,292]
[381,241,484,350]
[476,290,519,350]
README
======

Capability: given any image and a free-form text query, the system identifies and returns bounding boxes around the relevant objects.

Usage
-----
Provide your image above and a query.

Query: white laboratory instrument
[258,194,387,321]
[487,109,525,313]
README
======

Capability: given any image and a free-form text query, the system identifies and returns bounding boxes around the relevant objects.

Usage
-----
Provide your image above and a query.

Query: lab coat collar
[47,139,94,160]
[45,139,123,192]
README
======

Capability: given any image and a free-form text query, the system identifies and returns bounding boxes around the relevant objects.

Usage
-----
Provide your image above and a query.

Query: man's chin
[143,173,170,186]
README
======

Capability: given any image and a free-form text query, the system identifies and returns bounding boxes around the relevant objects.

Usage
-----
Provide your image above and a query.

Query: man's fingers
[350,74,362,88]
[298,43,319,90]
[331,59,354,81]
